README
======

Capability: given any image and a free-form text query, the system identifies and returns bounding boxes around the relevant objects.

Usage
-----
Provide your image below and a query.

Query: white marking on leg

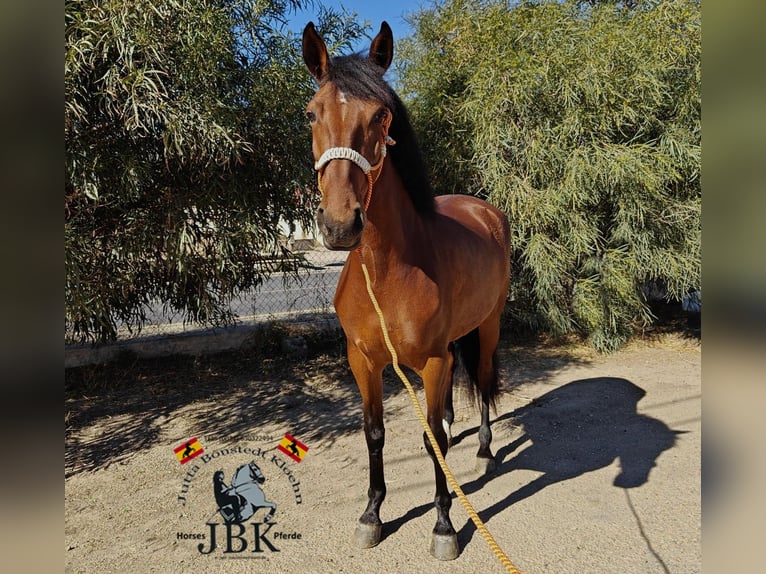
[443,419,452,448]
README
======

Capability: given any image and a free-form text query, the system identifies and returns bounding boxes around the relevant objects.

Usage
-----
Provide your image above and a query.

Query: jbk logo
[198,522,282,554]
[196,461,282,554]
[175,439,307,559]
[174,445,304,559]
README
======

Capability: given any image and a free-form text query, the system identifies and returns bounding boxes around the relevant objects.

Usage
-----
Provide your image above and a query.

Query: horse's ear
[303,22,329,81]
[369,21,394,73]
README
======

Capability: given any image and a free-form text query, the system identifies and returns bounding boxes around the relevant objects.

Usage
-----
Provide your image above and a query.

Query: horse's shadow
[383,377,683,545]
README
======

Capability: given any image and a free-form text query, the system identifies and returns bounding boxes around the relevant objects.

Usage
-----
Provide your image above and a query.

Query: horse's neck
[361,164,426,260]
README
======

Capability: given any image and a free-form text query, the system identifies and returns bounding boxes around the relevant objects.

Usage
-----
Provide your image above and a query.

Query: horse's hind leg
[347,341,386,549]
[475,306,502,475]
[421,354,459,560]
[443,343,456,448]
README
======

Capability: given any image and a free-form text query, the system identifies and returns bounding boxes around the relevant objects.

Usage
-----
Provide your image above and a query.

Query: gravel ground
[65,330,700,573]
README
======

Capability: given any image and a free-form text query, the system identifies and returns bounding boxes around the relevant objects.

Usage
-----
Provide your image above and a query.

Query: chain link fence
[65,241,346,367]
[109,242,347,341]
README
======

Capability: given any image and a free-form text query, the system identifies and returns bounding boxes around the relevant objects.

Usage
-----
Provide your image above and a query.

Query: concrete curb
[64,314,341,369]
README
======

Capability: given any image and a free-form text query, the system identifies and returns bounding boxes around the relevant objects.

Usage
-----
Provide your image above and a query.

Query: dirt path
[65,332,700,573]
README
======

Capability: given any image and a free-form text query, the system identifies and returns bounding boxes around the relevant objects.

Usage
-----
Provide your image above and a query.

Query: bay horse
[302,21,511,560]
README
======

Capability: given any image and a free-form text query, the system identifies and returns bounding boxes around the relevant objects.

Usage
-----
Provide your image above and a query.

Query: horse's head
[249,462,265,484]
[302,21,395,250]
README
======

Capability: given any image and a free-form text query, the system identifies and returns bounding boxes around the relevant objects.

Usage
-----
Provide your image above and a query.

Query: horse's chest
[334,264,444,361]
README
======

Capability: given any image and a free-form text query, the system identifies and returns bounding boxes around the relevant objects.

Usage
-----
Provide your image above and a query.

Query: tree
[398,0,700,350]
[65,0,365,342]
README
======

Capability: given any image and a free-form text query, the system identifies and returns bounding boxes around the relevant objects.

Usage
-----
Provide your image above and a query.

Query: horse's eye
[305,111,317,123]
[373,108,388,124]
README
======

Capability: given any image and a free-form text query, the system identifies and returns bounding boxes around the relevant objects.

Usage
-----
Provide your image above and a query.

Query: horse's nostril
[353,207,364,231]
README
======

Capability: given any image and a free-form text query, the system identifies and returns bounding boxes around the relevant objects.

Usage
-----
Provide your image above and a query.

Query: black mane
[322,55,435,214]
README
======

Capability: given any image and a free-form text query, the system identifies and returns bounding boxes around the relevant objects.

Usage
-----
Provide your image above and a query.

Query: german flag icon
[277,433,309,463]
[174,437,204,464]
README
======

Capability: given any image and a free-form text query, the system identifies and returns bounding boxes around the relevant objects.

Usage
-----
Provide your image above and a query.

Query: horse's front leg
[420,353,459,561]
[348,340,386,548]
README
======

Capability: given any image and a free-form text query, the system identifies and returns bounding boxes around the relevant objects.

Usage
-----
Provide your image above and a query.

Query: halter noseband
[314,111,395,211]
[314,146,380,175]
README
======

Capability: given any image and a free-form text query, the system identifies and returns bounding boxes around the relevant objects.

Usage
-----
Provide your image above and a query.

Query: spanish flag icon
[174,437,204,464]
[277,433,309,463]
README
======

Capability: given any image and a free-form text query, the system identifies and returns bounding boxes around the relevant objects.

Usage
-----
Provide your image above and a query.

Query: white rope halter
[313,144,387,174]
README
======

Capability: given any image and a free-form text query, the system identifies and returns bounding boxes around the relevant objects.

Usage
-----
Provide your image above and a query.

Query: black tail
[451,328,500,410]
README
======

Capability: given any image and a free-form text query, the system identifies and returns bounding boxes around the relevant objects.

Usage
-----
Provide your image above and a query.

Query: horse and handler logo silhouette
[213,461,277,524]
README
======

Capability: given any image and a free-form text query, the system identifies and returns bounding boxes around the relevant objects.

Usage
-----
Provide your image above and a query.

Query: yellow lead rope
[359,259,521,574]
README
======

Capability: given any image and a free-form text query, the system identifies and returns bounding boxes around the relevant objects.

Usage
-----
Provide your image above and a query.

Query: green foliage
[65,0,365,342]
[398,0,700,350]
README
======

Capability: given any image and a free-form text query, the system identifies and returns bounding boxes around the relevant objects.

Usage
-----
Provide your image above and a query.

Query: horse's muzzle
[316,207,365,251]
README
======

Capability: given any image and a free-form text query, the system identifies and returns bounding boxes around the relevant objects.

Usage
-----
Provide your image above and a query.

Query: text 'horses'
[303,21,510,560]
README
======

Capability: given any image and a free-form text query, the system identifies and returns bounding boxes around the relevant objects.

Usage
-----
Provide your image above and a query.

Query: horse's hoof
[475,456,497,475]
[353,521,382,548]
[430,532,459,560]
